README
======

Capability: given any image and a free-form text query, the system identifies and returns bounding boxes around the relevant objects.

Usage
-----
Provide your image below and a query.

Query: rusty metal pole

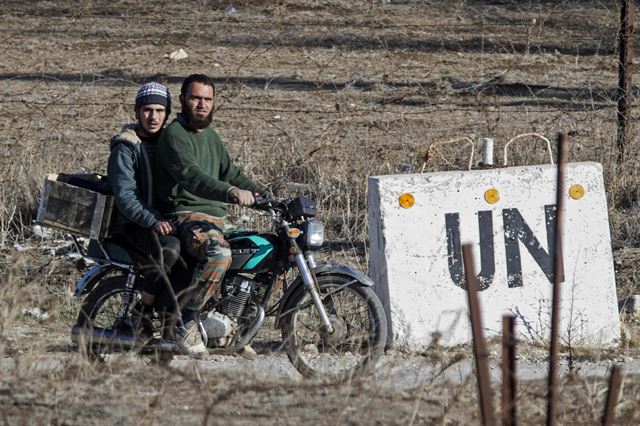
[602,365,624,426]
[546,133,568,426]
[502,315,517,426]
[617,0,634,164]
[462,244,496,426]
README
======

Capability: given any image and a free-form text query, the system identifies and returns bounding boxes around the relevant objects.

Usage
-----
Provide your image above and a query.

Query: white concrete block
[368,162,620,349]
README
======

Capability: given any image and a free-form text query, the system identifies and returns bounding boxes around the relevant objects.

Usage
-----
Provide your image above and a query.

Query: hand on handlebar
[228,187,255,206]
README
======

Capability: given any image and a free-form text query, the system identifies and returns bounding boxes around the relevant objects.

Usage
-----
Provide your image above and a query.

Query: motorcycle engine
[202,275,258,348]
[219,275,257,319]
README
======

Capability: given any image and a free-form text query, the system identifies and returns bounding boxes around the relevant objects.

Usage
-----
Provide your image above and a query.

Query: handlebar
[251,194,293,216]
[252,195,290,213]
[228,192,281,209]
[231,193,315,222]
[252,193,271,207]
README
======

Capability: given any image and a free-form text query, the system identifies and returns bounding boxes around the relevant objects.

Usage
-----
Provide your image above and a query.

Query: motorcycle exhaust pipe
[71,324,137,348]
[70,325,177,352]
[232,306,265,351]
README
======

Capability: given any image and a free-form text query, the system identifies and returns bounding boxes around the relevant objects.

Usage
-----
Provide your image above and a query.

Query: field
[2,0,640,424]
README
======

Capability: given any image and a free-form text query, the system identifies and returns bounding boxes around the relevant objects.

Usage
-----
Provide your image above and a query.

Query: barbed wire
[0,8,609,28]
[0,3,624,135]
[0,98,614,115]
[0,4,619,33]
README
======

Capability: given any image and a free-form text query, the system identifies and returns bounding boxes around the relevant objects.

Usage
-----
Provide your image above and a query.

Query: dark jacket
[107,124,162,229]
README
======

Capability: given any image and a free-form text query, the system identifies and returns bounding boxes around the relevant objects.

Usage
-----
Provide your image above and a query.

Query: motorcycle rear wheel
[281,274,387,381]
[75,275,173,366]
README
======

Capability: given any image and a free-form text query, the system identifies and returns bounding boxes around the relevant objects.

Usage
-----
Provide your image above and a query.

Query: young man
[155,74,267,358]
[107,82,180,336]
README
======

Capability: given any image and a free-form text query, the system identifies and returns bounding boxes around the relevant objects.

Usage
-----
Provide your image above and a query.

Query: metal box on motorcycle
[286,196,317,219]
[36,173,114,239]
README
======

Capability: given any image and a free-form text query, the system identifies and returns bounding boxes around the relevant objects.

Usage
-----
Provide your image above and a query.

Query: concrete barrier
[368,162,620,349]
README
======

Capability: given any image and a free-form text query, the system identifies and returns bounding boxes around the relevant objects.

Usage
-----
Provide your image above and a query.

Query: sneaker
[237,345,257,361]
[176,321,208,358]
[130,302,154,340]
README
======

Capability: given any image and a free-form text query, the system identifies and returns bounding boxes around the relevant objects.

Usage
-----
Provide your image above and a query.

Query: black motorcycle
[71,195,387,380]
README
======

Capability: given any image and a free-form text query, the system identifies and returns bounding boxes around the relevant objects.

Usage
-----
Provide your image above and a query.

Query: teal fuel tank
[227,233,278,273]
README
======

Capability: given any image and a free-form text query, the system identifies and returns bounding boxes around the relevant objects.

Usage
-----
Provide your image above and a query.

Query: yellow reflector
[569,184,585,200]
[288,228,301,238]
[484,188,500,204]
[399,193,415,209]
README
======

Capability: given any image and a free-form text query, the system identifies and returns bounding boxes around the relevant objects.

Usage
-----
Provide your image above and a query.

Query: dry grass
[1,0,640,424]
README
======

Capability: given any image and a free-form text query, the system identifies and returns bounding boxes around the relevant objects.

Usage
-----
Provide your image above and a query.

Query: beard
[181,99,213,130]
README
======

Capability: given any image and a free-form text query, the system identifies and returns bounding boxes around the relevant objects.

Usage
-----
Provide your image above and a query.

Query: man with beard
[107,82,181,338]
[155,73,266,358]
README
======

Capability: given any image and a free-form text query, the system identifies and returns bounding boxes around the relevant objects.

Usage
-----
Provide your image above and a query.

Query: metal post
[617,0,634,164]
[546,133,568,426]
[602,365,624,426]
[462,244,496,426]
[502,315,517,426]
[483,138,494,166]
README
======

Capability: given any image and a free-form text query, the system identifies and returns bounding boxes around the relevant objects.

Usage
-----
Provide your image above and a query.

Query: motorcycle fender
[74,264,118,297]
[275,263,374,327]
[314,263,375,286]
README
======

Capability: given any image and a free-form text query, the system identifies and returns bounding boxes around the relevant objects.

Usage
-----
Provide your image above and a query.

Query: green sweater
[155,114,265,217]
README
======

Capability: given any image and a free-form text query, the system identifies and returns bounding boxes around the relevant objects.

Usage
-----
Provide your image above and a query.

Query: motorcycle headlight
[303,220,324,248]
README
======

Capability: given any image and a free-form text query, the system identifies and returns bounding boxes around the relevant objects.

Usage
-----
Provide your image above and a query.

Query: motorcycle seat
[86,239,133,265]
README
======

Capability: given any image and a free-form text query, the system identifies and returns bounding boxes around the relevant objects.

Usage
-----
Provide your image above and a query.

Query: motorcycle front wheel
[281,273,387,381]
[75,275,173,365]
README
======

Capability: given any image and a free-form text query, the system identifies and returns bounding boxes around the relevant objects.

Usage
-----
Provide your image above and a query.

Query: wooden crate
[36,173,114,239]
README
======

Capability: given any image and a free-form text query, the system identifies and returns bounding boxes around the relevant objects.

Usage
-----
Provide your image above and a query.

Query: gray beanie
[135,82,171,115]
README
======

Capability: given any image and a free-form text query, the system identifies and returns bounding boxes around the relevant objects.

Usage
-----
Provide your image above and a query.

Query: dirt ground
[2,0,640,424]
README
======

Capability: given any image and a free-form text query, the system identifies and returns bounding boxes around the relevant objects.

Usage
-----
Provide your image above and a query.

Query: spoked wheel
[281,274,387,381]
[75,275,173,366]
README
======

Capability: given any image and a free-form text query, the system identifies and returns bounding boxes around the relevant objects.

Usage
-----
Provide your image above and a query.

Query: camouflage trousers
[175,212,243,311]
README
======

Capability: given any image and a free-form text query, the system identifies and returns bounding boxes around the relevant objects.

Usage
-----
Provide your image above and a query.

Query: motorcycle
[70,195,387,380]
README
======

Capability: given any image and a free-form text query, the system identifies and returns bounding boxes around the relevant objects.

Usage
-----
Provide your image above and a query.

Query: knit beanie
[135,82,171,115]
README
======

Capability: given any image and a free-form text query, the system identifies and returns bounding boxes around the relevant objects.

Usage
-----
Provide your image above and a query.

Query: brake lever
[252,193,271,208]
